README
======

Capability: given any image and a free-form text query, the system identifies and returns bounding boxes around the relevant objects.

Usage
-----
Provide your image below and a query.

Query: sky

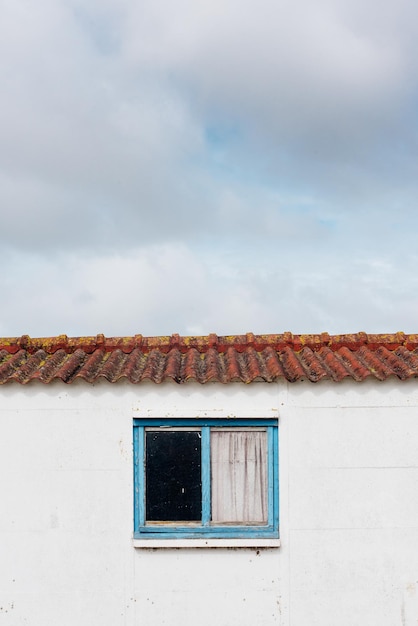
[1,0,418,338]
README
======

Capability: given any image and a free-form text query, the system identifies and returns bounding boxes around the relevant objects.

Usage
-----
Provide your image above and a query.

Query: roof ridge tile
[1,332,418,354]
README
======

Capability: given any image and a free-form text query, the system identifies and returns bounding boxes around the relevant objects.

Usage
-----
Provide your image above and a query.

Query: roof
[0,332,417,385]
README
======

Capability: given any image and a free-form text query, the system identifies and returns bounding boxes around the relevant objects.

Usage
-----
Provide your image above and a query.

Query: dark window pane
[146,431,201,521]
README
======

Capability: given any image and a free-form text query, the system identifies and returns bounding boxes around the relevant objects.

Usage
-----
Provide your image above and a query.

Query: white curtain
[211,430,267,524]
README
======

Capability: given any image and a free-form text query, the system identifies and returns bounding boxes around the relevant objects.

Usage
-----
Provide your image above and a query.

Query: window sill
[132,538,280,548]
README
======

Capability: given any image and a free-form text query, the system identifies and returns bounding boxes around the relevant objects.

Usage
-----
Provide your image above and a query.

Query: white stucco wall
[1,378,418,625]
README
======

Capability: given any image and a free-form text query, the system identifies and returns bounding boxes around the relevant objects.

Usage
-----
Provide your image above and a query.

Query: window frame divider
[201,426,211,526]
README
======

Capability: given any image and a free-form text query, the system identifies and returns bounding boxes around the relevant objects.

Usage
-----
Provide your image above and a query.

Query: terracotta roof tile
[0,333,417,384]
[182,347,200,383]
[394,345,418,373]
[262,347,285,381]
[316,346,350,382]
[300,347,330,382]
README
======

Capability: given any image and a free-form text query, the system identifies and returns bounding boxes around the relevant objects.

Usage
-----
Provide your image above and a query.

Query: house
[1,332,418,625]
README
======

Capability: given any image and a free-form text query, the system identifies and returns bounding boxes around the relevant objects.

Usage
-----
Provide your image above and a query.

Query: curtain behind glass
[211,430,267,523]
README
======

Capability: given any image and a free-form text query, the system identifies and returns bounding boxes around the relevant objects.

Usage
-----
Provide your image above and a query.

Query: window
[133,418,279,542]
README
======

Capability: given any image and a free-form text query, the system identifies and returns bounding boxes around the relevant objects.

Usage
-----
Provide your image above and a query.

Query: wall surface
[1,378,418,625]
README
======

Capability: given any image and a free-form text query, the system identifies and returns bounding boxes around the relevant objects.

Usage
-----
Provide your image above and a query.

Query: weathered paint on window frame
[133,418,279,540]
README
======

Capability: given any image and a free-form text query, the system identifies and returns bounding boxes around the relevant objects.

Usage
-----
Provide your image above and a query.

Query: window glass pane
[146,431,201,522]
[211,430,267,524]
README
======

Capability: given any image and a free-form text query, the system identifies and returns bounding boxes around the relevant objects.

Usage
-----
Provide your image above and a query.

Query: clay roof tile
[0,332,416,384]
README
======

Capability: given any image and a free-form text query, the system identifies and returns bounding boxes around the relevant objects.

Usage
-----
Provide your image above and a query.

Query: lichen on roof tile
[0,333,416,384]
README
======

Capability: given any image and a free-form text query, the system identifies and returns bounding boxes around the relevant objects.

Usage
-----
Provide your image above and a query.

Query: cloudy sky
[1,0,418,338]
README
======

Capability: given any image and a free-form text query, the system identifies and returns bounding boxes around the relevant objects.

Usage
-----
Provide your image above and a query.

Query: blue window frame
[133,418,279,540]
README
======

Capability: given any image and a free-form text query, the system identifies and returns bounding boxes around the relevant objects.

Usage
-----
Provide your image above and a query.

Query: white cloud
[0,244,417,337]
[0,0,417,335]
